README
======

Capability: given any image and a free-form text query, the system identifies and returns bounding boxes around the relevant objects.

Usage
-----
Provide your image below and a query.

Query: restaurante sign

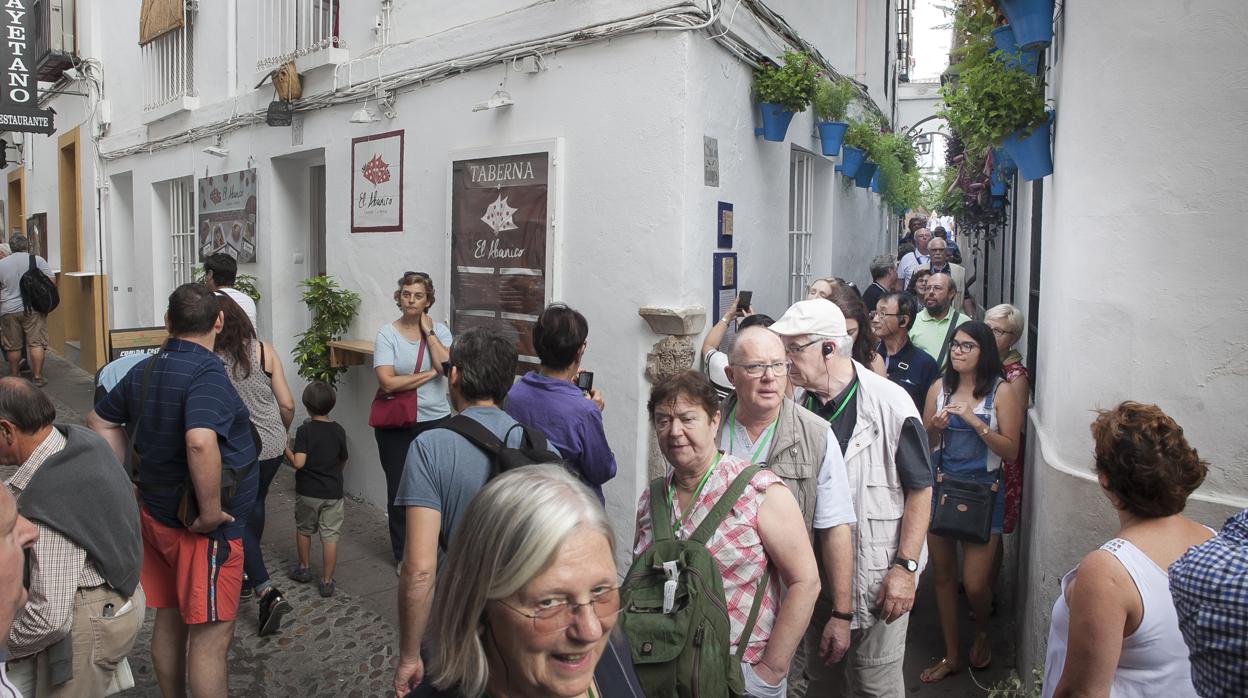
[0,0,55,135]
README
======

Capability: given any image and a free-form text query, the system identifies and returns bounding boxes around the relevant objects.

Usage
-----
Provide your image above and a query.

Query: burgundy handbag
[368,333,427,429]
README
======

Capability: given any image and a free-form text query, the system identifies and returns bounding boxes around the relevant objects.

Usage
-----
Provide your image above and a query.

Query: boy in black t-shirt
[285,381,348,597]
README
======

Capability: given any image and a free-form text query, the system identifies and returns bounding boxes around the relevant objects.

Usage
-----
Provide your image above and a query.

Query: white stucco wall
[1011,0,1248,678]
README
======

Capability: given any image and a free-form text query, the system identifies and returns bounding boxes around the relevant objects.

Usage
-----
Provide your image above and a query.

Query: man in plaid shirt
[1170,508,1248,698]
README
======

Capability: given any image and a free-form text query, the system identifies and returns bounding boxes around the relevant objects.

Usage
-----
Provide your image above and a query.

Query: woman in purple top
[504,304,617,501]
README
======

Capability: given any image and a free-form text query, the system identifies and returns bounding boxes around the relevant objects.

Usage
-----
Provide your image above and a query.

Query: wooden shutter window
[139,0,185,46]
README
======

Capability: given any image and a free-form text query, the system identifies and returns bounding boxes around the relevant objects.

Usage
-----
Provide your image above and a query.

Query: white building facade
[3,0,904,558]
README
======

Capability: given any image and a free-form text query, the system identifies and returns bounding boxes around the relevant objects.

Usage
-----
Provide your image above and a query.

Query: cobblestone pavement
[39,352,1019,697]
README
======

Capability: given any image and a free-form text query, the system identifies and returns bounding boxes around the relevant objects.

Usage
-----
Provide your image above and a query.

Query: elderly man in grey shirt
[0,235,54,386]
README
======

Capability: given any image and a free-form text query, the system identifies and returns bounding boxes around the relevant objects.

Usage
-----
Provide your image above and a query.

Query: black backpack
[439,414,561,477]
[20,254,59,314]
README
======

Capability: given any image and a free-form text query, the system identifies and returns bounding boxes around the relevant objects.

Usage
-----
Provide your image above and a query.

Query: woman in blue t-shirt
[373,272,453,569]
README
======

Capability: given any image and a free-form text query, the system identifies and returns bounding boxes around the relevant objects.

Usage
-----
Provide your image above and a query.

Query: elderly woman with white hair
[983,304,1029,536]
[404,465,643,698]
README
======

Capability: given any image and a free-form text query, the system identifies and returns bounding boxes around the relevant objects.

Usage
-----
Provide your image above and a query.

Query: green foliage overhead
[938,0,1047,155]
[843,119,879,151]
[869,131,923,211]
[292,275,361,388]
[752,50,821,113]
[812,79,857,122]
[924,166,964,217]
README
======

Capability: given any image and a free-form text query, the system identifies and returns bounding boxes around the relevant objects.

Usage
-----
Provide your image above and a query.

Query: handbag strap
[127,355,159,483]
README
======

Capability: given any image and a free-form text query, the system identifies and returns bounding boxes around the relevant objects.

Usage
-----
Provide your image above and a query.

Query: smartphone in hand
[736,290,753,315]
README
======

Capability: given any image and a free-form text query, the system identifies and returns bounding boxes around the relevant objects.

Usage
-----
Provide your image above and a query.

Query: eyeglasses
[784,339,821,355]
[989,327,1014,338]
[949,340,980,354]
[441,360,453,376]
[869,311,902,320]
[498,586,622,634]
[731,361,791,378]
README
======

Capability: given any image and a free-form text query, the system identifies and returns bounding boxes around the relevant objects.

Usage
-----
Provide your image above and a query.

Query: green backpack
[620,465,772,698]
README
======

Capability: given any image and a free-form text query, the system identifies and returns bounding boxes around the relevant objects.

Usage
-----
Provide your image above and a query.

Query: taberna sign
[0,0,54,135]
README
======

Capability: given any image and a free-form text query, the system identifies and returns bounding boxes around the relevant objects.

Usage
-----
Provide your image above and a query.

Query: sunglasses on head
[403,271,430,279]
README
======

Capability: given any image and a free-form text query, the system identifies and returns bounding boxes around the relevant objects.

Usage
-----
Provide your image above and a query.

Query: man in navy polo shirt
[872,292,940,412]
[88,283,257,698]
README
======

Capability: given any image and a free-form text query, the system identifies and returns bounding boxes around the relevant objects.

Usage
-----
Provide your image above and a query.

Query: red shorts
[139,507,243,624]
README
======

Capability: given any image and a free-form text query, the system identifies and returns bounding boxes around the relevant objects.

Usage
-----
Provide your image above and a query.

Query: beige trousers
[801,596,910,698]
[7,585,145,698]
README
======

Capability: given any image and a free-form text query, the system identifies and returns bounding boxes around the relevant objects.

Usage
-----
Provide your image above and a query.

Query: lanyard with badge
[663,451,721,613]
[727,405,778,464]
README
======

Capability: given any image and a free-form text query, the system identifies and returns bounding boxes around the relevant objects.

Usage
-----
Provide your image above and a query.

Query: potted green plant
[752,50,820,142]
[292,275,361,388]
[939,48,1051,180]
[837,119,877,178]
[812,79,856,156]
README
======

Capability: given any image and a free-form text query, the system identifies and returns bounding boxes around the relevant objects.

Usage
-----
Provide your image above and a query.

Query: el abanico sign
[0,0,54,135]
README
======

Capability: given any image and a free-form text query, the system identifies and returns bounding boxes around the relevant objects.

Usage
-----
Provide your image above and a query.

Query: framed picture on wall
[25,213,46,258]
[351,130,404,232]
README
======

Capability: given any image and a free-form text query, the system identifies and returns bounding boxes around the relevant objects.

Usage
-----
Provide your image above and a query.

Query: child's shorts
[295,495,345,542]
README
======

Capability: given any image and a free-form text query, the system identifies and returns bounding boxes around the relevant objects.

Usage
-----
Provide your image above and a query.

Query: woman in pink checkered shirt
[633,371,819,698]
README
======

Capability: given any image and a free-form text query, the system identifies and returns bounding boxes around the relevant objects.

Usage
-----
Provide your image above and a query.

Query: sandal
[970,633,993,670]
[920,657,962,684]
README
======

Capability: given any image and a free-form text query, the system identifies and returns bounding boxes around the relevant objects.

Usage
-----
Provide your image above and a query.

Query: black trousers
[374,417,448,562]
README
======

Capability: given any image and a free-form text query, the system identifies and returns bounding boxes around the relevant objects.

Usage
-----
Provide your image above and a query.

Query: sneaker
[32,376,47,387]
[18,359,30,375]
[318,579,336,598]
[286,564,312,584]
[239,585,254,600]
[257,587,293,636]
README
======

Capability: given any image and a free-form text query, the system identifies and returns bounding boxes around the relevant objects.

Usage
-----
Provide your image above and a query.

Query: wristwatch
[893,557,919,573]
[978,424,989,436]
[830,609,854,622]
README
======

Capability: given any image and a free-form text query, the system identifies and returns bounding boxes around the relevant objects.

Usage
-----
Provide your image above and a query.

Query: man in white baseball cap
[770,298,933,696]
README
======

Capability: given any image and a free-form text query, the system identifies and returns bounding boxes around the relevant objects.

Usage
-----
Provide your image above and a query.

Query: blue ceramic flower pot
[999,0,1054,51]
[1000,111,1054,181]
[817,121,849,156]
[756,102,796,142]
[854,162,877,188]
[870,170,881,194]
[990,25,1040,74]
[994,147,1018,175]
[837,146,866,178]
[990,171,1008,196]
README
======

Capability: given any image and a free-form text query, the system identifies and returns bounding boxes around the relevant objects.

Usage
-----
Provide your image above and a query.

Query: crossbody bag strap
[934,311,962,368]
[649,476,675,542]
[689,464,762,546]
[735,567,772,663]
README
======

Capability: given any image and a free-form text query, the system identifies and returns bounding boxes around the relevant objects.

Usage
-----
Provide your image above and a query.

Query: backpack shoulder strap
[689,464,762,546]
[735,567,772,663]
[27,253,35,272]
[439,414,506,455]
[126,355,158,482]
[934,311,962,368]
[648,476,675,543]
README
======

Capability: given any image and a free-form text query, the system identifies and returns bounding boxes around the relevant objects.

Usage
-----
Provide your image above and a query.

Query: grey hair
[869,254,896,280]
[0,377,56,432]
[985,303,1025,336]
[804,333,853,359]
[427,465,615,697]
[8,234,28,253]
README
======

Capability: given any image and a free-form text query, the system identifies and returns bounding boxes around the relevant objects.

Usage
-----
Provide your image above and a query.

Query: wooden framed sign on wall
[351,130,404,232]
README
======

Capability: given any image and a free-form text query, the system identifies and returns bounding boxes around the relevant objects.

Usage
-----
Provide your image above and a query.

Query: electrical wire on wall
[100,0,891,162]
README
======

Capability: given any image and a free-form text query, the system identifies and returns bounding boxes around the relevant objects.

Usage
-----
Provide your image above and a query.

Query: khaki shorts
[295,495,345,541]
[0,311,48,352]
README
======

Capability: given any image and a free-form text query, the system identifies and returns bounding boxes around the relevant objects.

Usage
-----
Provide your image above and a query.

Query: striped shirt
[94,337,257,540]
[3,429,106,659]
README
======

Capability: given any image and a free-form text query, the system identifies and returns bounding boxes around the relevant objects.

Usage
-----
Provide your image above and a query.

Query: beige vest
[840,363,930,629]
[716,394,826,532]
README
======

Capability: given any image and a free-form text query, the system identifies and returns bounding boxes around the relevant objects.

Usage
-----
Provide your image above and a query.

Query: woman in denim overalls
[918,322,1023,684]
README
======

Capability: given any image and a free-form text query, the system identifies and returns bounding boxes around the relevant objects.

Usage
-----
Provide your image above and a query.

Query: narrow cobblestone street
[32,352,1021,696]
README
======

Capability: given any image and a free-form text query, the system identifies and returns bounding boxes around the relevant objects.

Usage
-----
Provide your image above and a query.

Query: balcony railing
[256,0,344,74]
[142,3,196,112]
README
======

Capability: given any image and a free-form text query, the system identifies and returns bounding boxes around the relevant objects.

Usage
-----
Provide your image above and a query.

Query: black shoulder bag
[928,386,1000,544]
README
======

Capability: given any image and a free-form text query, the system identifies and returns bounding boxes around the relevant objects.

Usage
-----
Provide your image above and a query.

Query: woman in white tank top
[1042,402,1214,698]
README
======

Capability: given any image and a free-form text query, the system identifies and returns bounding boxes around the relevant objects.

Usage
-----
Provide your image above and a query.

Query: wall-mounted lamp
[472,90,513,113]
[350,104,378,124]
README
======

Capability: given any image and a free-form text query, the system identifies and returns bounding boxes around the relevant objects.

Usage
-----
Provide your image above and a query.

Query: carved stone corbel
[637,306,707,481]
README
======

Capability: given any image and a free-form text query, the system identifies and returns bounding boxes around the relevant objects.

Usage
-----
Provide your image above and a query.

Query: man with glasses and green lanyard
[770,299,933,697]
[714,325,857,674]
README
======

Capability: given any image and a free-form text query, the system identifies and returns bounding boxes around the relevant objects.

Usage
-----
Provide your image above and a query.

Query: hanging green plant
[292,275,361,388]
[752,50,821,113]
[843,119,880,151]
[939,55,1046,155]
[812,79,857,122]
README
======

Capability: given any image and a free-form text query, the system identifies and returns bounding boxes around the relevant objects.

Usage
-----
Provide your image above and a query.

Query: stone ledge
[638,306,706,336]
